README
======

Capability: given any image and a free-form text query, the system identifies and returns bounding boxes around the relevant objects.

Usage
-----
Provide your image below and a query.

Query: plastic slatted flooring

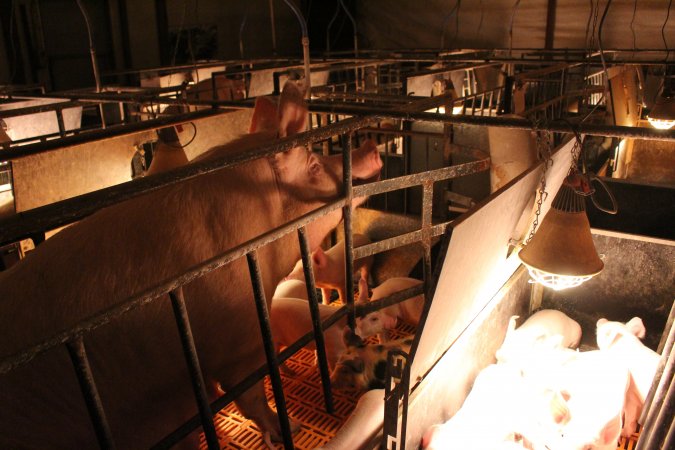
[198,321,641,450]
[198,322,415,449]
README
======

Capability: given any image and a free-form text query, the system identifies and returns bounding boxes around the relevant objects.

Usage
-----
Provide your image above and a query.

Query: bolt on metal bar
[246,251,295,450]
[642,301,675,424]
[342,133,356,330]
[66,337,116,450]
[168,288,219,450]
[297,226,334,413]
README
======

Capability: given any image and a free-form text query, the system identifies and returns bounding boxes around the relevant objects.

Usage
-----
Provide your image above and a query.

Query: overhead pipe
[282,0,311,99]
[75,0,106,128]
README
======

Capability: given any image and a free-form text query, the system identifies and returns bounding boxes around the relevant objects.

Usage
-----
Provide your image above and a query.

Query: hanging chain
[525,120,554,245]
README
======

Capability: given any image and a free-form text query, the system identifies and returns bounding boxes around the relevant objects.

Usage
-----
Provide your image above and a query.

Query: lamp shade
[647,94,675,130]
[518,177,603,289]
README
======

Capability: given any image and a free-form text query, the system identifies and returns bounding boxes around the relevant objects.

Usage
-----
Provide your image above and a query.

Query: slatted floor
[199,323,416,450]
[197,319,641,450]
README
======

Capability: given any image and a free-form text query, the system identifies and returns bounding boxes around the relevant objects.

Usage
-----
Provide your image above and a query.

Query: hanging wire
[325,1,341,54]
[662,0,673,64]
[597,0,615,125]
[508,0,522,56]
[440,0,461,49]
[239,6,249,59]
[476,0,484,42]
[584,0,593,50]
[630,0,638,59]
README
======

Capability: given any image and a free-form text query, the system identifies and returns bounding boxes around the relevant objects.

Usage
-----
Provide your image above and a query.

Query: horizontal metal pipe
[352,224,448,261]
[307,104,675,141]
[0,108,227,161]
[0,100,87,119]
[0,115,377,245]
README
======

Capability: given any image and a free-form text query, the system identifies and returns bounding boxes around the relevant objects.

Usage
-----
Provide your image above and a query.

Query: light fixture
[647,91,675,130]
[518,173,604,290]
[517,131,617,291]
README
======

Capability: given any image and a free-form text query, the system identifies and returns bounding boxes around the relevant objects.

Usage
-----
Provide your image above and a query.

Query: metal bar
[342,133,356,330]
[305,104,675,142]
[66,337,116,450]
[246,251,294,450]
[168,288,219,450]
[0,115,377,246]
[155,304,350,449]
[642,301,675,423]
[637,341,675,450]
[0,100,89,119]
[641,365,675,450]
[56,109,66,138]
[421,181,434,290]
[297,226,334,413]
[352,224,448,261]
[0,108,226,160]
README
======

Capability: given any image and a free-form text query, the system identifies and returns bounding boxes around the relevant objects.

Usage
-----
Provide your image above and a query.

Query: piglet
[422,363,571,450]
[330,327,412,391]
[315,388,385,450]
[549,350,630,450]
[277,233,373,304]
[270,296,346,373]
[596,317,659,437]
[355,277,424,342]
[496,309,582,364]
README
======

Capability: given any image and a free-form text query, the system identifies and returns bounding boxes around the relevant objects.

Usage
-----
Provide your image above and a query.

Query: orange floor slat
[198,323,416,449]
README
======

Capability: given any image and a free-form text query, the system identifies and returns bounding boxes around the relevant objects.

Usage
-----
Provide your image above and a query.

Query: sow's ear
[277,81,308,138]
[249,96,279,134]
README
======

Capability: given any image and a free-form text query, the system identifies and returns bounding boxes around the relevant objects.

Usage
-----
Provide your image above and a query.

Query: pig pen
[188,133,671,450]
[2,84,673,450]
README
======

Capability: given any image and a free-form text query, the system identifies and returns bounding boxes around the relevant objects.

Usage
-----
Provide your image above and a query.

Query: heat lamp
[518,173,604,290]
[647,91,675,130]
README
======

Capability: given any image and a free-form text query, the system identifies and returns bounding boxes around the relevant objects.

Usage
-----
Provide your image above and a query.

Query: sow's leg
[234,381,300,442]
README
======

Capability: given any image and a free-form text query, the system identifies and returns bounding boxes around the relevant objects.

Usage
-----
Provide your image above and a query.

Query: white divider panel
[0,98,82,142]
[410,137,575,383]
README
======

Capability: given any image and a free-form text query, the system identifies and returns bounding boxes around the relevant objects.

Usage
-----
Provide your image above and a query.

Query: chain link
[525,120,554,245]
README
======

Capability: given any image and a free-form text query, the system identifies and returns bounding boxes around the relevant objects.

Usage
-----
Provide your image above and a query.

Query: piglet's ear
[626,317,646,339]
[249,96,279,134]
[596,318,608,327]
[278,81,308,138]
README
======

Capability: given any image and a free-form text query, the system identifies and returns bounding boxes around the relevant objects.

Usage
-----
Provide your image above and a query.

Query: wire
[662,0,673,64]
[476,0,484,41]
[630,0,638,57]
[508,0,522,56]
[597,0,615,125]
[440,1,460,49]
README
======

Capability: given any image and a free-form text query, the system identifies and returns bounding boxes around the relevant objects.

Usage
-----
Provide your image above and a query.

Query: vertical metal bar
[663,414,675,450]
[168,288,219,450]
[297,227,335,413]
[637,343,675,450]
[268,0,277,54]
[421,181,434,293]
[246,251,295,450]
[644,309,675,419]
[56,109,66,137]
[642,369,675,450]
[341,133,356,330]
[384,136,389,211]
[66,337,116,450]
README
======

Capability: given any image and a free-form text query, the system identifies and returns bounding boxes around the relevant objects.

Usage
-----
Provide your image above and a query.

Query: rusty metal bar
[0,108,226,161]
[306,104,675,142]
[342,133,356,330]
[0,115,378,246]
[297,226,334,413]
[637,334,675,450]
[421,181,434,293]
[168,288,219,450]
[246,251,294,450]
[642,300,675,424]
[352,224,448,262]
[66,337,116,450]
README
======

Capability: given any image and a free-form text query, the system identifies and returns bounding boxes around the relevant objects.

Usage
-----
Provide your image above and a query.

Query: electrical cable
[508,0,522,56]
